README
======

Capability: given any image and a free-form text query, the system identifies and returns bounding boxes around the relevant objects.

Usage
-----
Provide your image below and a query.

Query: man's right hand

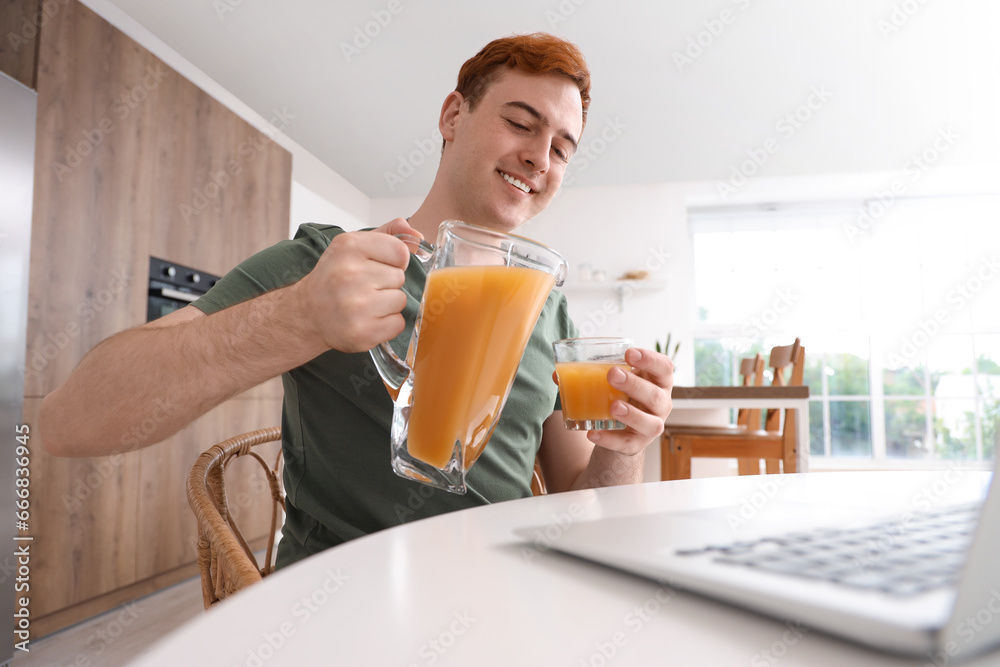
[293,218,424,353]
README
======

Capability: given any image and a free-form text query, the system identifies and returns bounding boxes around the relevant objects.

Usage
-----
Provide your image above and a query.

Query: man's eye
[553,146,568,161]
[507,119,529,131]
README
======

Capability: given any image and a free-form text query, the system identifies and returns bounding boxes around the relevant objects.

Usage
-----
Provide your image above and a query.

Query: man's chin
[468,209,528,233]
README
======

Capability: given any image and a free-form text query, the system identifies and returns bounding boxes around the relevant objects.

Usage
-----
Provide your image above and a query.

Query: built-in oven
[147,257,221,322]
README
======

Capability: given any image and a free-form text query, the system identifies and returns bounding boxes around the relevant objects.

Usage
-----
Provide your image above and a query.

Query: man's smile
[499,170,533,194]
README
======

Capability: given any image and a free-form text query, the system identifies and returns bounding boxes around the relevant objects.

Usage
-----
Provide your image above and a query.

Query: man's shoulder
[192,223,346,315]
[291,222,349,245]
[545,286,572,316]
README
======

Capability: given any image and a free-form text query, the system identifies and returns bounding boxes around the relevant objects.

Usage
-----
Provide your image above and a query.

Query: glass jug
[370,221,567,494]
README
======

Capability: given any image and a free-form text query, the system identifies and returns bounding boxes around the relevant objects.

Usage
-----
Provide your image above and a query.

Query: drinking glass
[553,337,634,430]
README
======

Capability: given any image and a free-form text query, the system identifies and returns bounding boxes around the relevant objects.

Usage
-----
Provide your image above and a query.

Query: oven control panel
[147,257,221,322]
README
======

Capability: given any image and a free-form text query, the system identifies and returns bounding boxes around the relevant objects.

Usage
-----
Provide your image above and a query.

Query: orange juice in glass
[405,265,555,469]
[553,337,633,430]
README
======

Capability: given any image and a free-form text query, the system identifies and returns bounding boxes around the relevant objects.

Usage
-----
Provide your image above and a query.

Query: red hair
[456,33,591,129]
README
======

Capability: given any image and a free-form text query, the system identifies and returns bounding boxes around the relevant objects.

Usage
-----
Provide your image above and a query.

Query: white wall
[525,184,696,385]
[369,196,425,229]
[289,181,368,236]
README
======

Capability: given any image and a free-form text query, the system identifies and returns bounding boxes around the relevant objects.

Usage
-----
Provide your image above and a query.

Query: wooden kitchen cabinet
[0,0,40,88]
[26,0,291,636]
[21,398,143,622]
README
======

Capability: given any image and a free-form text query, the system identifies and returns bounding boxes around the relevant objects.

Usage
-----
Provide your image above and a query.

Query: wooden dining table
[669,385,812,472]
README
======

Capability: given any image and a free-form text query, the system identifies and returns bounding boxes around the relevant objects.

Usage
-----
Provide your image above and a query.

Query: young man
[40,33,673,567]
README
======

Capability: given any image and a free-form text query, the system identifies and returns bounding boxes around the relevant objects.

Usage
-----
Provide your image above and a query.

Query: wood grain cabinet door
[0,0,41,88]
[26,0,291,636]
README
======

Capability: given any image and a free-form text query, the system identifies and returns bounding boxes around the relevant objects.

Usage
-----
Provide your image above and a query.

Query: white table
[671,385,811,472]
[131,472,996,666]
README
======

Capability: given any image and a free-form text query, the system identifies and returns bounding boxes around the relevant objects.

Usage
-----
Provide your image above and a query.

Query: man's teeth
[502,172,531,193]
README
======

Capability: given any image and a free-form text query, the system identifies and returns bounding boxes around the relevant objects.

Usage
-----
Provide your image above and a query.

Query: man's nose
[521,136,550,173]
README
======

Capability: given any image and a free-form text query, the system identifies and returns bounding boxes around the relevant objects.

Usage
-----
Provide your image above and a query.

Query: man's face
[440,69,584,232]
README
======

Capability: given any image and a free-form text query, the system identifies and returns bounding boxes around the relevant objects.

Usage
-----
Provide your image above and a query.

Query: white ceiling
[104,0,1000,200]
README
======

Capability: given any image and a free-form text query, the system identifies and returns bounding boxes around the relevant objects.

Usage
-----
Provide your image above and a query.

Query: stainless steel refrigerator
[0,70,37,666]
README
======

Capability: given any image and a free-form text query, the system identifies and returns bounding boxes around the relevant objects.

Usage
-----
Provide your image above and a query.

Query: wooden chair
[186,427,284,609]
[660,352,764,473]
[662,339,805,480]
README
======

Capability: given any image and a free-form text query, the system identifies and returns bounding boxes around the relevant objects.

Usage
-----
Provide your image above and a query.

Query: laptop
[516,469,1000,660]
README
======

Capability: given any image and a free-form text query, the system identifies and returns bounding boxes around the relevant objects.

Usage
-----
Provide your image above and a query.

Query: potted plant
[655,333,680,360]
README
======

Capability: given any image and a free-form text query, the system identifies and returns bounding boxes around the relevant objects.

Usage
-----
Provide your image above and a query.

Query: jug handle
[368,234,435,396]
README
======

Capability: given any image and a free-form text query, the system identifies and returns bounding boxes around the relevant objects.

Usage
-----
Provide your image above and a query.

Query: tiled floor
[12,575,205,667]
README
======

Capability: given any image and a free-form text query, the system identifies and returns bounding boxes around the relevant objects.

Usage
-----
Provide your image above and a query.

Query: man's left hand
[588,347,673,455]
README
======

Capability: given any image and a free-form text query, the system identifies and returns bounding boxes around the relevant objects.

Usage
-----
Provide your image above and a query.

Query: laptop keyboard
[676,502,981,596]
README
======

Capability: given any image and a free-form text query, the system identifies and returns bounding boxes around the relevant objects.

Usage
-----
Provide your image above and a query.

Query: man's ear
[439,91,465,143]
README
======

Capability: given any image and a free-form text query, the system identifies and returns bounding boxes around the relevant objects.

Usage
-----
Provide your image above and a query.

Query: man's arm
[537,347,673,492]
[39,219,420,458]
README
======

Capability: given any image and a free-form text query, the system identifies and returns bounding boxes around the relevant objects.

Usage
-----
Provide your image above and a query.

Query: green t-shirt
[193,223,576,567]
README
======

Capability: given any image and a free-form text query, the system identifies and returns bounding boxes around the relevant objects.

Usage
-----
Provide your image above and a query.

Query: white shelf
[559,279,667,293]
[558,280,667,308]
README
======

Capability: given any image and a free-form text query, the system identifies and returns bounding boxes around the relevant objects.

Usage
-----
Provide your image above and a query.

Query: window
[690,195,1000,464]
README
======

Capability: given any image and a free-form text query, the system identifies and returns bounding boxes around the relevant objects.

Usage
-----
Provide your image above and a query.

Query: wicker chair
[186,427,284,609]
[530,458,547,496]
